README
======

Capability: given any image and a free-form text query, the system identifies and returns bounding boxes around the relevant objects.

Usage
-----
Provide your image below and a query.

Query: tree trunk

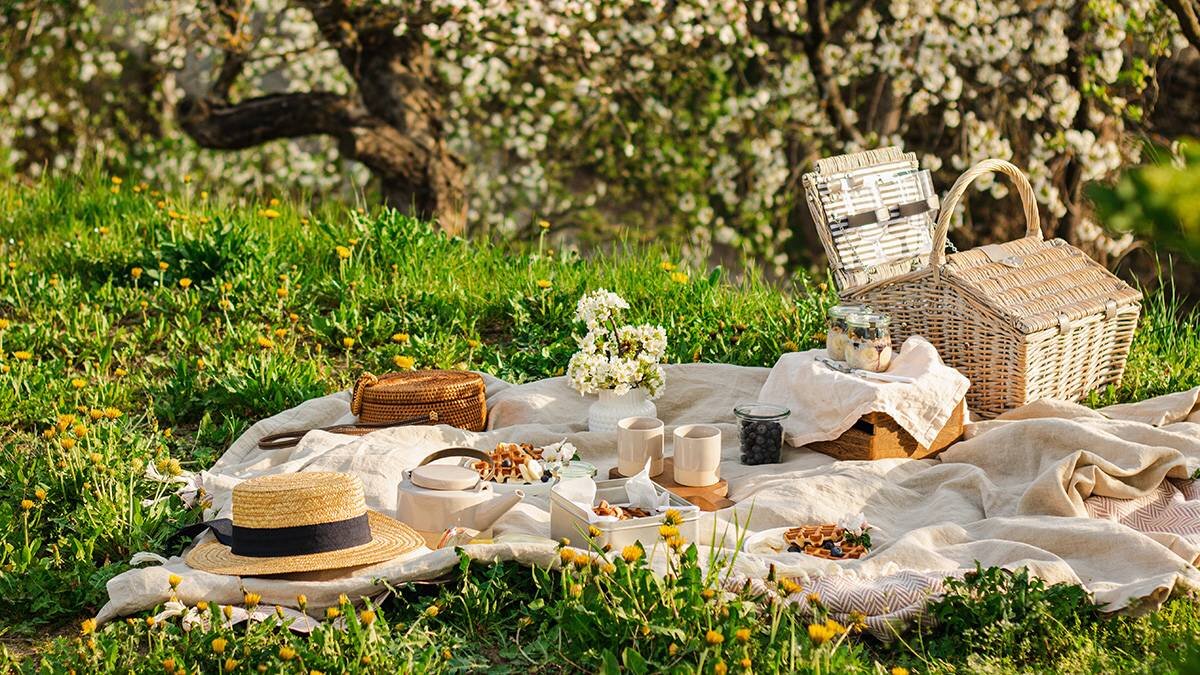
[177,0,466,233]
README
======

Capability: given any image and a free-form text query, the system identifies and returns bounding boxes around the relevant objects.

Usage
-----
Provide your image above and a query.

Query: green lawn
[2,172,1200,673]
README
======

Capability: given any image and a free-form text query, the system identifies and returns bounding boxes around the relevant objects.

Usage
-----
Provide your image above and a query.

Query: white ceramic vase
[588,388,656,433]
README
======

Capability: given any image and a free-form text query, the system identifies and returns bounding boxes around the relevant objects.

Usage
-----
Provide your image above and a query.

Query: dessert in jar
[826,304,868,361]
[734,403,790,465]
[846,312,893,372]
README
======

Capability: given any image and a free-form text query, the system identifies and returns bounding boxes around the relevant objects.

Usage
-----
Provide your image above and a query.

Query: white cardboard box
[549,477,700,550]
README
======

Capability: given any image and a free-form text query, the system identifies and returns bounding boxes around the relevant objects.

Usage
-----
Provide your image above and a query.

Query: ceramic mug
[673,424,722,487]
[617,416,664,477]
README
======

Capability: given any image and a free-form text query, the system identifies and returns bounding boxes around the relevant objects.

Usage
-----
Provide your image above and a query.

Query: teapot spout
[473,490,524,531]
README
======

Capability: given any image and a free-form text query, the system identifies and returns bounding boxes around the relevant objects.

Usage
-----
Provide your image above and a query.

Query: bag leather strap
[256,411,438,450]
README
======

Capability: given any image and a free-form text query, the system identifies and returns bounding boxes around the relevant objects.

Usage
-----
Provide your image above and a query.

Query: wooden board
[808,400,965,461]
[609,457,734,511]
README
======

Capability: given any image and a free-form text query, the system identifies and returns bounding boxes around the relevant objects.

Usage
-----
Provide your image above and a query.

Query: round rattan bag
[352,370,487,432]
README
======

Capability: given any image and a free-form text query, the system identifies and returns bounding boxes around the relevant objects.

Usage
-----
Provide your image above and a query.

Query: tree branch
[1165,0,1200,51]
[177,92,362,148]
[803,0,865,145]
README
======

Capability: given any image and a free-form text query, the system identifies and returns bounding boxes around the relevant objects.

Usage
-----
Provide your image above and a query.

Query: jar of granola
[846,312,893,372]
[826,304,868,361]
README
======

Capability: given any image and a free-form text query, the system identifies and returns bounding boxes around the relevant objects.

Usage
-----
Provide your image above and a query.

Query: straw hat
[186,472,423,576]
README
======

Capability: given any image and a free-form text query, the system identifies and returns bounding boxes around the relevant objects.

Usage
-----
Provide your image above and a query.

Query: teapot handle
[419,447,493,467]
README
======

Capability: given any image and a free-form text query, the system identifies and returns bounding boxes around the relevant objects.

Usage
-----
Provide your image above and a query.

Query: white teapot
[396,448,524,534]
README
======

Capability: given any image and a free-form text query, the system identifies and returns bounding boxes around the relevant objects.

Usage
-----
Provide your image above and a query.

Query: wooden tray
[808,400,964,461]
[609,457,734,512]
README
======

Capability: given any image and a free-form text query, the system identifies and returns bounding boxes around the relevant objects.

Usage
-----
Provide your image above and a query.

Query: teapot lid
[411,464,481,491]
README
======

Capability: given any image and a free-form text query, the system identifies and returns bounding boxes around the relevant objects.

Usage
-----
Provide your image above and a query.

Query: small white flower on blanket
[837,513,868,536]
[542,439,577,464]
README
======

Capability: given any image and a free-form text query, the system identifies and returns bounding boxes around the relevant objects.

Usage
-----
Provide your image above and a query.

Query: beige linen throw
[98,363,1200,639]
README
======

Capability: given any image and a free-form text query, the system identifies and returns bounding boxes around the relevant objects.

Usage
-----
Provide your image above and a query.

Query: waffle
[472,442,545,484]
[783,524,867,560]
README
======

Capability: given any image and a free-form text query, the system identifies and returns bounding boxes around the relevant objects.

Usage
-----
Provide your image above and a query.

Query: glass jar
[846,312,893,372]
[554,460,598,481]
[826,304,868,361]
[734,404,790,465]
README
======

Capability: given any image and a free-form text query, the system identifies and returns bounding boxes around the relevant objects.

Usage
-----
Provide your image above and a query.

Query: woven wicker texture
[826,157,1141,419]
[351,371,486,431]
[803,146,937,290]
[186,472,423,576]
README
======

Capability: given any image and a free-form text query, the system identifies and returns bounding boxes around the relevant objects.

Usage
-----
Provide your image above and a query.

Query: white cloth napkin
[758,336,969,448]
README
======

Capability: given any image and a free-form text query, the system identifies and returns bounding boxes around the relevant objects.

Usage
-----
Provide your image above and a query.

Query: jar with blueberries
[734,404,790,465]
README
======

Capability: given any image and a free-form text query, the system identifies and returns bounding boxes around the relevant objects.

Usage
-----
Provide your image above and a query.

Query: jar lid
[847,311,891,327]
[734,403,790,421]
[410,464,481,491]
[827,303,869,319]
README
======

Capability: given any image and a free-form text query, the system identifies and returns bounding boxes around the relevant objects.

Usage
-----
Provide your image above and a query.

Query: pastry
[783,524,867,560]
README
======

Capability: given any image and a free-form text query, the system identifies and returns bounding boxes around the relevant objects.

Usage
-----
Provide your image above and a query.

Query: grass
[1,171,1200,672]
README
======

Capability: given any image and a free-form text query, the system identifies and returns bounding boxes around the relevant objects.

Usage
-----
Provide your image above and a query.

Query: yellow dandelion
[158,261,169,271]
[60,438,76,450]
[178,278,192,289]
[559,548,576,565]
[244,592,261,607]
[168,574,182,589]
[104,407,122,419]
[663,509,682,526]
[587,525,602,538]
[259,209,281,219]
[569,583,583,598]
[80,618,96,635]
[98,226,110,235]
[279,646,296,661]
[359,609,376,626]
[34,487,47,500]
[892,668,910,675]
[162,658,176,671]
[200,190,208,200]
[88,408,103,420]
[71,378,86,389]
[196,357,207,370]
[424,605,439,618]
[670,271,689,284]
[111,176,123,185]
[392,332,410,344]
[269,198,280,207]
[714,663,727,675]
[20,499,34,511]
[807,623,835,645]
[325,607,340,619]
[14,351,32,361]
[289,313,299,322]
[660,261,676,271]
[735,627,751,643]
[600,562,616,574]
[223,657,238,672]
[668,643,678,656]
[621,545,643,563]
[276,287,288,298]
[536,279,552,289]
[75,424,88,437]
[145,616,155,627]
[342,337,355,349]
[538,219,551,230]
[256,336,275,349]
[335,245,351,260]
[114,367,128,377]
[466,339,480,349]
[658,524,678,539]
[0,319,10,330]
[90,452,102,465]
[296,594,307,610]
[807,592,822,605]
[705,629,724,645]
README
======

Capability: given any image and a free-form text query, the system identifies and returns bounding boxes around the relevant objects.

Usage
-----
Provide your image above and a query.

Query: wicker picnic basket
[352,370,487,431]
[805,149,1142,418]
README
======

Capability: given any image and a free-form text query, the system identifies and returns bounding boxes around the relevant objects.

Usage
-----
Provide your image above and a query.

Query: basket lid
[352,370,484,415]
[803,146,939,291]
[942,237,1142,333]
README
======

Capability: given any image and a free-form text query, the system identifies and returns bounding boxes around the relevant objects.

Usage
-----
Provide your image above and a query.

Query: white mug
[617,416,664,477]
[673,424,721,487]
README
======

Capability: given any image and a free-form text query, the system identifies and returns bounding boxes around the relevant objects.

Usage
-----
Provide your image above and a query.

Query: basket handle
[930,158,1042,283]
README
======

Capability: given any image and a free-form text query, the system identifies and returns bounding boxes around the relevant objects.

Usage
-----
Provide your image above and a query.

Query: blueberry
[787,544,802,553]
[830,545,844,557]
[821,540,834,550]
[540,473,551,483]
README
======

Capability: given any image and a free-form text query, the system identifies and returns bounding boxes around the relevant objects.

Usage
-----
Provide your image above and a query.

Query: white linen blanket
[98,364,1200,639]
[759,337,970,447]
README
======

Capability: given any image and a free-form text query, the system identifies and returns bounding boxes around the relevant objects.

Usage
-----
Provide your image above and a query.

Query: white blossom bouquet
[567,289,667,398]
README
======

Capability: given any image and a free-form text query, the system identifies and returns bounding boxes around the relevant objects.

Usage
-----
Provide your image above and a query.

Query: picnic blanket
[97,363,1200,638]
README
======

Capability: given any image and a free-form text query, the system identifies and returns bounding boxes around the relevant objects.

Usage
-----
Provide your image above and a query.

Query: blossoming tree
[2,0,1198,268]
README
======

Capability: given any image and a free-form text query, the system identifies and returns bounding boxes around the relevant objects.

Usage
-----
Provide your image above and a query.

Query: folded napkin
[758,336,969,448]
